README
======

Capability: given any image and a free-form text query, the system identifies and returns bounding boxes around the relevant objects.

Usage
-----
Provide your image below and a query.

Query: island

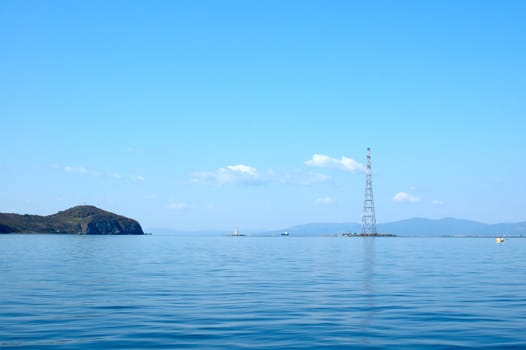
[0,205,144,234]
[341,232,397,237]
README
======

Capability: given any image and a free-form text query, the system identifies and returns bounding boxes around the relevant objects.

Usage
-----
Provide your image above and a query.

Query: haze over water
[1,234,525,349]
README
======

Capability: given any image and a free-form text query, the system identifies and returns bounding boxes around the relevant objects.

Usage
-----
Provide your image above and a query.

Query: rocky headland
[0,205,144,234]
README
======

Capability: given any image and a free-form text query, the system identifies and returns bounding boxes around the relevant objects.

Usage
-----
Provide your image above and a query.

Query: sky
[1,0,525,231]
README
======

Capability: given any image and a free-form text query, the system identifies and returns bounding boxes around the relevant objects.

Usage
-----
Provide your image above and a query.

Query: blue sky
[1,1,525,231]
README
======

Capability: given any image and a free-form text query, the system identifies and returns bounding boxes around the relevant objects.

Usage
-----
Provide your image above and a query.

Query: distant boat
[496,236,505,243]
[281,231,289,236]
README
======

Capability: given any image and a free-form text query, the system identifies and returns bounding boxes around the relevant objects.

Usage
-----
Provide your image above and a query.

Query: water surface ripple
[1,235,525,349]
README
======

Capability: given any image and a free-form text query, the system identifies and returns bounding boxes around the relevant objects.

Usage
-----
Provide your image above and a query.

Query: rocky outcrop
[0,205,144,234]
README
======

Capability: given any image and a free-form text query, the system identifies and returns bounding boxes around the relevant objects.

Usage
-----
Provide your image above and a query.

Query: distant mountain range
[259,218,526,236]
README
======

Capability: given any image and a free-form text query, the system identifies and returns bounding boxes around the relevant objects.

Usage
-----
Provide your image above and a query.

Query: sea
[1,234,525,349]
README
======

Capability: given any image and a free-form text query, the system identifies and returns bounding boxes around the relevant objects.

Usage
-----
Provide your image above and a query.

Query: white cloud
[432,199,445,205]
[314,197,336,205]
[305,154,365,173]
[192,159,338,187]
[192,164,269,185]
[226,164,257,176]
[393,192,421,203]
[192,166,332,186]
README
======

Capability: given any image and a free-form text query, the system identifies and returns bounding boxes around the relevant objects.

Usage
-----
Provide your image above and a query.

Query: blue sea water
[1,235,525,349]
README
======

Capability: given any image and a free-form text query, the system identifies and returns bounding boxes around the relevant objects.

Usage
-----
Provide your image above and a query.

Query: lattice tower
[361,147,377,234]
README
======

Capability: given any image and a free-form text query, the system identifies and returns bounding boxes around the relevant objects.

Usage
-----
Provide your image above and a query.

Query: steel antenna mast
[361,147,377,234]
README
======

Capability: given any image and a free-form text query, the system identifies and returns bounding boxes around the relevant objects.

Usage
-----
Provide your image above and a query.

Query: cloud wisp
[192,154,364,187]
[392,192,421,203]
[129,175,145,182]
[63,166,144,182]
[192,164,270,186]
[192,162,334,187]
[305,154,365,173]
[64,166,100,177]
[278,171,332,185]
[314,197,336,205]
[166,201,189,210]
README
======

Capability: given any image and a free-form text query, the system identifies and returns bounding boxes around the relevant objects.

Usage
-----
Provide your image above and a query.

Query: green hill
[0,205,144,234]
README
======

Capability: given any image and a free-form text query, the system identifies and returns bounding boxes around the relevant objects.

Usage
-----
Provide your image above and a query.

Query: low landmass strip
[341,233,397,237]
[0,205,144,234]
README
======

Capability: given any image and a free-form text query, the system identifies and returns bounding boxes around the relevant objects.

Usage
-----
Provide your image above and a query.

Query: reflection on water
[361,237,376,344]
[1,235,526,349]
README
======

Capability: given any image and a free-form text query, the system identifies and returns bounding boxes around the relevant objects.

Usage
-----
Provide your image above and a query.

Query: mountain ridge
[258,217,526,236]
